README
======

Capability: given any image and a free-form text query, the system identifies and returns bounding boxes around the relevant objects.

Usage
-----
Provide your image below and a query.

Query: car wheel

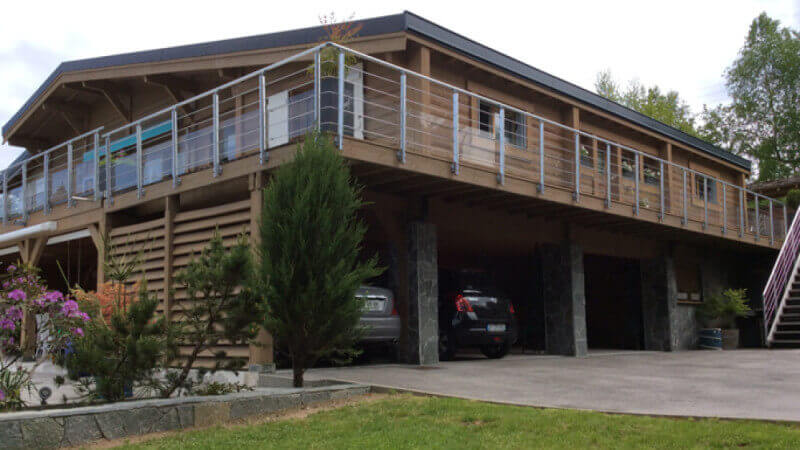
[481,341,511,359]
[438,330,457,361]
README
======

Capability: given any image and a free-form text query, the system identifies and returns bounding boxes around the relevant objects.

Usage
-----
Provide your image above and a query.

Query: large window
[478,100,526,148]
[504,110,526,148]
[695,174,718,204]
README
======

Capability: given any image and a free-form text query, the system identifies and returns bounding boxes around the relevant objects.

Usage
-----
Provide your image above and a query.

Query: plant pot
[721,329,739,350]
[698,328,722,350]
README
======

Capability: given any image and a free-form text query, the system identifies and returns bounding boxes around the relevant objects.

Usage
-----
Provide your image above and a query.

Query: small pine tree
[64,281,171,402]
[158,231,260,397]
[253,130,381,387]
[61,235,174,403]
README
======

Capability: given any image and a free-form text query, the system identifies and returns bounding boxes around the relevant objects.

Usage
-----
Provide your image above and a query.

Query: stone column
[640,251,679,351]
[541,240,588,357]
[406,221,438,366]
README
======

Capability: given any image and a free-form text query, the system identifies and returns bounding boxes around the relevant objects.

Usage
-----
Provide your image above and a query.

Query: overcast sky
[1,1,798,169]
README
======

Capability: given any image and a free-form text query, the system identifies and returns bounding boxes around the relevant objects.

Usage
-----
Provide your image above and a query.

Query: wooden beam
[248,172,273,368]
[78,81,131,123]
[9,134,54,151]
[163,195,178,322]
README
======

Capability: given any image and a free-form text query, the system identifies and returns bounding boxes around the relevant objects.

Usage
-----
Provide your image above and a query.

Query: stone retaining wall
[0,383,370,448]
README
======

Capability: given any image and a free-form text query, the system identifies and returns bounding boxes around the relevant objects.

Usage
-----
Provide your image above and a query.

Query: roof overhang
[2,11,751,171]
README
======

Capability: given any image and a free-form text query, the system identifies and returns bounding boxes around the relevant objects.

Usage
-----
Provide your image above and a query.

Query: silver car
[357,286,401,346]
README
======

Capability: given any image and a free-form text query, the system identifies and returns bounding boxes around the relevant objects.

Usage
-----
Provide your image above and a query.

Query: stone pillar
[406,221,438,366]
[640,251,679,351]
[541,240,587,357]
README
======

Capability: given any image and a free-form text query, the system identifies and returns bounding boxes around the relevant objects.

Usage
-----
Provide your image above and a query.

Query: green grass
[117,395,800,449]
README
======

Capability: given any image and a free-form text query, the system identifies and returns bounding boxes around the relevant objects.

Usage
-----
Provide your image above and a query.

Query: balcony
[0,43,787,248]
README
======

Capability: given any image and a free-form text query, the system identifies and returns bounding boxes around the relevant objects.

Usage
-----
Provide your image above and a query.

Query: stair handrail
[764,206,800,342]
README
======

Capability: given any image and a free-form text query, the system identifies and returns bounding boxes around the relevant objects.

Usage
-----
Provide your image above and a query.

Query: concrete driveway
[302,349,800,422]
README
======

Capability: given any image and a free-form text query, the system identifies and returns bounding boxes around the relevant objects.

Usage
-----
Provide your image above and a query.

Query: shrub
[155,231,260,398]
[252,130,382,387]
[786,188,800,210]
[0,263,88,410]
[696,288,753,329]
[63,281,172,402]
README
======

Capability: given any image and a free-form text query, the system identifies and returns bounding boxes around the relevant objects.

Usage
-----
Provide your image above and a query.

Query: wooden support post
[248,173,274,371]
[164,195,178,322]
[19,236,48,360]
[88,216,108,288]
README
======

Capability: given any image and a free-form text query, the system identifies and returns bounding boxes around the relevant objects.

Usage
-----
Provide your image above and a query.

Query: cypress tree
[253,131,381,387]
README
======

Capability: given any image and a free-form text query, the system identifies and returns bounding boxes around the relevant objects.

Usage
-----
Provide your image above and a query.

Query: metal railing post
[739,189,744,237]
[171,107,180,187]
[66,142,73,207]
[2,172,7,225]
[337,51,345,150]
[634,153,639,215]
[538,121,545,193]
[498,107,505,184]
[259,73,267,162]
[105,136,113,203]
[452,92,459,175]
[682,169,687,225]
[212,92,220,177]
[605,143,611,207]
[136,124,144,198]
[21,162,28,222]
[770,199,775,245]
[703,177,708,229]
[722,183,727,234]
[43,153,50,215]
[93,132,101,201]
[659,160,664,220]
[398,73,406,163]
[574,133,581,201]
[314,50,321,130]
[755,194,760,241]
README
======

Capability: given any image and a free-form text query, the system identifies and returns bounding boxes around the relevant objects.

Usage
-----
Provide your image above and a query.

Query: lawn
[116,394,800,449]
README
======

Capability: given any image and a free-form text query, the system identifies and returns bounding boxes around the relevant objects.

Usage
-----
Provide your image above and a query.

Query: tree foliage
[64,280,171,402]
[595,70,699,136]
[701,13,800,181]
[62,236,174,403]
[157,231,260,398]
[252,130,382,387]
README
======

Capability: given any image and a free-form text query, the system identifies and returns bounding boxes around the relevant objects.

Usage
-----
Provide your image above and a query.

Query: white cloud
[1,0,797,169]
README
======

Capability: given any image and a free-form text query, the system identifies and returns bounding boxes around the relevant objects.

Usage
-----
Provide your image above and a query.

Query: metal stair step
[771,339,800,345]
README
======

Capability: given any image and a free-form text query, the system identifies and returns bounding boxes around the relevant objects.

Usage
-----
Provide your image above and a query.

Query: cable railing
[0,42,789,248]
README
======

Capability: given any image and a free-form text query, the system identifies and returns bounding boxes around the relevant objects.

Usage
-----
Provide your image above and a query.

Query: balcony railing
[0,42,789,245]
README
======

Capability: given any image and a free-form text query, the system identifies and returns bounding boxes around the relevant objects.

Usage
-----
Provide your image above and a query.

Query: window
[695,174,718,204]
[478,101,526,148]
[289,89,315,139]
[643,162,660,186]
[504,110,526,148]
[479,101,493,135]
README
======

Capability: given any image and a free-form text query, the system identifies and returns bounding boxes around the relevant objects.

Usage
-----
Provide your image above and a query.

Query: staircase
[765,208,800,347]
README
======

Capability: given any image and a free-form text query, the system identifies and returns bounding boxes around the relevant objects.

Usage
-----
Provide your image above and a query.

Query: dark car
[438,270,518,360]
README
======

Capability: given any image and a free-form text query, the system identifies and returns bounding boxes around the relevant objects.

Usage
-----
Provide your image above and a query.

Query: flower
[43,291,63,303]
[0,319,15,331]
[6,265,16,272]
[7,289,25,301]
[60,300,80,318]
[5,306,23,321]
[72,327,84,337]
[0,389,5,402]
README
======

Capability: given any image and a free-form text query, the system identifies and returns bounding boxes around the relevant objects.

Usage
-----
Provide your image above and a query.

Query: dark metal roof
[2,11,750,170]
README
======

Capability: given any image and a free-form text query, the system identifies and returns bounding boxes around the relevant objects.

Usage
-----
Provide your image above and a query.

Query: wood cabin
[0,12,784,365]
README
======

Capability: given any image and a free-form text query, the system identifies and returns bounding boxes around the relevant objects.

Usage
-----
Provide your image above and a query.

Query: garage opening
[583,254,643,350]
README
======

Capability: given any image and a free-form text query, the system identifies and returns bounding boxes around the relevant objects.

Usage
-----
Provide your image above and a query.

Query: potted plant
[696,288,752,350]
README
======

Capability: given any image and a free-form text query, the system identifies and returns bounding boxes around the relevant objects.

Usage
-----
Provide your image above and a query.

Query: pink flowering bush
[0,263,88,410]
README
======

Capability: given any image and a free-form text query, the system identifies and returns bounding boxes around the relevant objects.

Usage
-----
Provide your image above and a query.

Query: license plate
[364,299,384,312]
[487,324,506,333]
